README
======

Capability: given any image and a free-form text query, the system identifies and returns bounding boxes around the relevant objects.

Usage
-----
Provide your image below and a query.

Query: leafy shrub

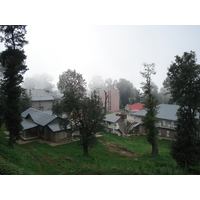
[0,156,24,175]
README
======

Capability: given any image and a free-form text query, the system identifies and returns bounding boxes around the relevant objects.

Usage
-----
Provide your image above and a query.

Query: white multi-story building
[132,104,179,139]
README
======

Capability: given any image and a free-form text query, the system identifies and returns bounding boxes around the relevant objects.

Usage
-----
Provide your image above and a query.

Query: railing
[127,122,140,133]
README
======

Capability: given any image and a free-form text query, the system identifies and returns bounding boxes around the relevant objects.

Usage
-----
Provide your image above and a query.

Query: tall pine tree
[141,63,159,156]
[166,51,200,169]
[0,25,28,147]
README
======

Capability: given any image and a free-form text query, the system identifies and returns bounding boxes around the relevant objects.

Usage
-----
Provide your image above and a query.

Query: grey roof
[43,110,67,119]
[28,89,54,101]
[42,110,53,115]
[48,123,71,132]
[22,108,57,126]
[104,113,121,123]
[133,104,180,121]
[21,118,38,130]
[51,92,64,99]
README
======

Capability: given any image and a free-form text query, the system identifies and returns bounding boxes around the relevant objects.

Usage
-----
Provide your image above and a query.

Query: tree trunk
[151,141,158,156]
[9,132,15,148]
[83,144,88,156]
[104,90,108,114]
[0,120,4,130]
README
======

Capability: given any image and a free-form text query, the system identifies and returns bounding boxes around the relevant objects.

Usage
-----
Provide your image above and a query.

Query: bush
[0,156,24,175]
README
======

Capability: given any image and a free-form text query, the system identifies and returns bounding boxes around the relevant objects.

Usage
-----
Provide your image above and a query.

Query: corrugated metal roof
[104,113,121,123]
[22,107,38,118]
[42,110,53,115]
[48,123,71,132]
[21,118,38,130]
[28,89,54,101]
[133,104,180,121]
[22,108,57,126]
[42,110,67,119]
[128,103,144,112]
[32,96,54,101]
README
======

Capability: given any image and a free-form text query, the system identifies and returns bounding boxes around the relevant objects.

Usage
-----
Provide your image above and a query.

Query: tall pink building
[98,88,120,112]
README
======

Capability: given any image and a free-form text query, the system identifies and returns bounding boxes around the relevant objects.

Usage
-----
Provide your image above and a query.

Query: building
[125,103,144,113]
[27,89,55,111]
[98,88,120,112]
[21,107,71,143]
[132,104,180,139]
[104,113,128,136]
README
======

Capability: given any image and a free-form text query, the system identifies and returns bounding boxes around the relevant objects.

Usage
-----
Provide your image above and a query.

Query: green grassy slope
[0,130,199,175]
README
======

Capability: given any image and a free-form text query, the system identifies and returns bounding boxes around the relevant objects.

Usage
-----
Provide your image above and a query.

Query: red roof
[128,103,144,112]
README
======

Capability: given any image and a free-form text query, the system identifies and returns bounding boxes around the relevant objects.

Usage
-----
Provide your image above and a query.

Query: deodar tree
[0,25,28,147]
[165,51,200,170]
[76,91,105,156]
[116,78,135,108]
[53,69,105,156]
[141,63,159,156]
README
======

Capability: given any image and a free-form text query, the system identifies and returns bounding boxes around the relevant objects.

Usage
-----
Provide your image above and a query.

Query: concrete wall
[31,100,54,111]
[158,128,176,139]
[135,124,176,140]
[117,117,127,134]
[21,127,39,140]
[54,131,72,143]
[39,126,72,143]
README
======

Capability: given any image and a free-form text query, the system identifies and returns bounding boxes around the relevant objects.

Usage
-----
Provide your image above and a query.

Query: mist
[22,73,56,91]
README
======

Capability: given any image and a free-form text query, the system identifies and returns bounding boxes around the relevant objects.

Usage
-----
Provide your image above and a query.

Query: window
[166,130,170,137]
[157,120,161,127]
[162,120,166,127]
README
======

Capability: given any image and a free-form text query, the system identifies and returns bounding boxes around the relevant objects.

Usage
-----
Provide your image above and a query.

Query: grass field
[0,129,199,175]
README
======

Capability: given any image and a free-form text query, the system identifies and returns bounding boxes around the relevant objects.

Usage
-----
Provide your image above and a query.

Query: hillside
[0,130,199,175]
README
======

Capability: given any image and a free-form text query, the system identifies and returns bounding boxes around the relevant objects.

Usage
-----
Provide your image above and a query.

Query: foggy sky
[1,25,200,91]
[0,0,199,197]
[22,25,200,90]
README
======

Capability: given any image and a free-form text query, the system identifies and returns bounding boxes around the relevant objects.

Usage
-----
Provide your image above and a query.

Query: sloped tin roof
[29,89,54,101]
[128,103,144,112]
[48,123,71,132]
[22,108,57,126]
[21,118,38,130]
[104,113,121,123]
[133,104,180,121]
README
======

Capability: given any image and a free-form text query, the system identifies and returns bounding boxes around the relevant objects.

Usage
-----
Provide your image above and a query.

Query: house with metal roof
[27,89,55,111]
[132,104,180,139]
[21,107,71,142]
[104,113,128,136]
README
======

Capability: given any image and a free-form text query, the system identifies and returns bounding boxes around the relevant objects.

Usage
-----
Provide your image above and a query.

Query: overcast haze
[1,25,200,90]
[1,0,199,197]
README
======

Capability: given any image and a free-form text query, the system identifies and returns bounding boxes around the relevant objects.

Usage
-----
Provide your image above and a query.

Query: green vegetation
[0,130,199,175]
[0,25,28,147]
[141,63,159,156]
[165,51,200,169]
[53,69,105,156]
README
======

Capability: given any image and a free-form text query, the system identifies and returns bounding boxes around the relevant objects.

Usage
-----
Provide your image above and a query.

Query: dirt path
[17,138,75,146]
[100,140,137,157]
